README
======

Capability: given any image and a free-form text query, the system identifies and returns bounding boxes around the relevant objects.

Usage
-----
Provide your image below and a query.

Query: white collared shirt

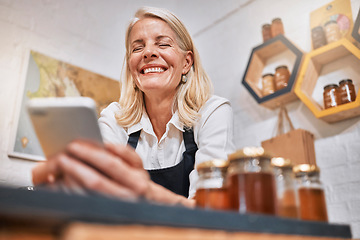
[98,95,235,198]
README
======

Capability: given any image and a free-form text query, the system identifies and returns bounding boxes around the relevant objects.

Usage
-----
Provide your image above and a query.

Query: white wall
[0,0,359,237]
[196,0,360,236]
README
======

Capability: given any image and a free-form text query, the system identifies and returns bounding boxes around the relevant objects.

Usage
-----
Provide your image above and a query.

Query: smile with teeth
[143,67,165,74]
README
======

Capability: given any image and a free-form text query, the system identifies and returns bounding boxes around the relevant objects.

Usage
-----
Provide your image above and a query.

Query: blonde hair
[116,6,213,128]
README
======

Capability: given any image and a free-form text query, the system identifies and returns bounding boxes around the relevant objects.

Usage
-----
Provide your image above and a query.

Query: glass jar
[227,147,277,215]
[274,65,290,91]
[262,23,272,42]
[324,20,341,43]
[311,26,327,49]
[262,73,275,96]
[195,159,230,210]
[271,18,284,37]
[323,84,341,109]
[294,164,328,222]
[339,79,356,104]
[271,158,299,219]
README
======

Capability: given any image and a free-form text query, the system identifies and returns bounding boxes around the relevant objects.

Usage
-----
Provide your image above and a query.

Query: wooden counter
[0,186,352,240]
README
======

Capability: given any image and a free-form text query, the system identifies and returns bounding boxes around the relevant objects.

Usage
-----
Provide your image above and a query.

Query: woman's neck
[145,94,174,141]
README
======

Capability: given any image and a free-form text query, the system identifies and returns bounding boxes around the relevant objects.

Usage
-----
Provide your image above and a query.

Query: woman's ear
[182,51,194,74]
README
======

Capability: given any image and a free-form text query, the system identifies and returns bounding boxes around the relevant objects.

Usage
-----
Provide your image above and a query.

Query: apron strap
[127,130,141,149]
[127,128,198,198]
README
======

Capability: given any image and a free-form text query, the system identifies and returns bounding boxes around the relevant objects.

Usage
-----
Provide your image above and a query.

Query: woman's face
[128,17,193,98]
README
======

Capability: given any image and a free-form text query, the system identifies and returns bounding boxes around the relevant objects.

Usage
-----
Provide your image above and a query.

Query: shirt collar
[126,109,185,135]
[169,110,185,132]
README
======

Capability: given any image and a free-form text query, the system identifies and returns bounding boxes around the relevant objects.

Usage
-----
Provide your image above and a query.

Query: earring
[181,74,188,83]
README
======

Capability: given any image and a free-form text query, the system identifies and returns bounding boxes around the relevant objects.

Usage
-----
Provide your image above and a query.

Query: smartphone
[27,97,104,158]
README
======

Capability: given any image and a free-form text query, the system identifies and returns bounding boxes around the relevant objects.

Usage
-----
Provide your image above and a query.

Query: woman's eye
[132,47,143,52]
[159,43,171,47]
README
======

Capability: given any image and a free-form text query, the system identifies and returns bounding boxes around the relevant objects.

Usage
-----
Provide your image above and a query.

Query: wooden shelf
[294,38,360,123]
[352,8,360,44]
[242,35,304,109]
[0,186,352,239]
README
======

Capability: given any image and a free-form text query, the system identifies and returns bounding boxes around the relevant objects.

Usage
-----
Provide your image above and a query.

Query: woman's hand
[32,157,60,185]
[55,141,151,201]
[32,140,195,207]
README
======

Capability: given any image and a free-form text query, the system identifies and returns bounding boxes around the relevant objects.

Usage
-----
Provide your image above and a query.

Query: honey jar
[227,147,277,215]
[271,158,299,219]
[311,26,327,49]
[262,73,275,96]
[195,159,230,210]
[339,79,356,104]
[274,65,290,90]
[262,23,272,42]
[271,18,284,37]
[323,84,341,109]
[294,164,328,222]
[324,20,341,43]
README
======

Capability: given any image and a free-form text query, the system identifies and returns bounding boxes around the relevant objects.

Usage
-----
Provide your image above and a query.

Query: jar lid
[339,79,353,85]
[271,157,293,168]
[323,84,338,90]
[324,20,338,26]
[262,73,274,78]
[275,65,288,71]
[262,23,271,28]
[272,18,282,22]
[196,159,228,171]
[293,164,319,176]
[228,147,272,162]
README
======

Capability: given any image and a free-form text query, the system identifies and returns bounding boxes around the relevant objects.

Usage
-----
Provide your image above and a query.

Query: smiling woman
[127,17,193,110]
[32,6,235,207]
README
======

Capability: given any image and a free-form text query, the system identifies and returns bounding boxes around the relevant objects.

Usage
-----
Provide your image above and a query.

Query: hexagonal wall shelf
[242,34,304,109]
[352,8,360,44]
[295,38,360,123]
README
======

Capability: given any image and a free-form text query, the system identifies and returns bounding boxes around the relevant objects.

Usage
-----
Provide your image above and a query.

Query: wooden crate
[294,38,360,123]
[242,35,304,109]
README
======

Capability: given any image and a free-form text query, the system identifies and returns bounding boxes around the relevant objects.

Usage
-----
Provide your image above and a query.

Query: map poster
[8,50,120,161]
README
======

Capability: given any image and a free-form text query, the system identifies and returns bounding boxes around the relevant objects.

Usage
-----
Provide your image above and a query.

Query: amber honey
[262,24,272,42]
[277,189,299,218]
[196,159,229,211]
[274,65,290,90]
[196,188,230,210]
[228,172,276,215]
[298,187,328,222]
[339,79,356,104]
[271,18,284,37]
[272,157,299,219]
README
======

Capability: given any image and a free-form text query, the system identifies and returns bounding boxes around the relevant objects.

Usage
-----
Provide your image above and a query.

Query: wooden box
[261,129,316,166]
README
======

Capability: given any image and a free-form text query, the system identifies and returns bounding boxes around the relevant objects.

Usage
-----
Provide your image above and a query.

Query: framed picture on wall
[8,50,120,161]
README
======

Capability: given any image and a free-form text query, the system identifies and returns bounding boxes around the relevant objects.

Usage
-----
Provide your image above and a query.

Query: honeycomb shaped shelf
[294,38,360,123]
[242,34,304,109]
[352,8,360,44]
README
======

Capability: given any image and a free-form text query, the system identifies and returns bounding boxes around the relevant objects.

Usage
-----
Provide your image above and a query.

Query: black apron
[127,128,197,198]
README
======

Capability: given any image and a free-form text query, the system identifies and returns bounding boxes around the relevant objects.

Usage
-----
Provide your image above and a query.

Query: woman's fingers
[57,153,138,200]
[64,141,151,197]
[105,143,143,169]
[32,158,60,185]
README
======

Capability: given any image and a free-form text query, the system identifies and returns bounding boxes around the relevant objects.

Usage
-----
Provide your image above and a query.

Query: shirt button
[157,143,163,149]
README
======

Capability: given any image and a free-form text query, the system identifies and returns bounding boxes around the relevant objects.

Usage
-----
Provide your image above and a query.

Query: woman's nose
[143,46,158,59]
